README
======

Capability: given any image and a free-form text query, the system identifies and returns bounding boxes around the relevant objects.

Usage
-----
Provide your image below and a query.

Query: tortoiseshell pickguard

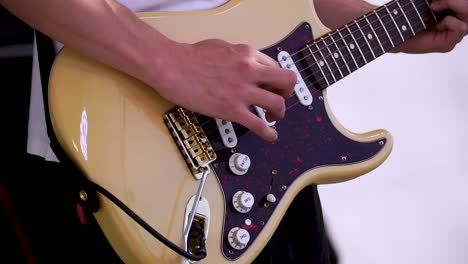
[201,22,387,260]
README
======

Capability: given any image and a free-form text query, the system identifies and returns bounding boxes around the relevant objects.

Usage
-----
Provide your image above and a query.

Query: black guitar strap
[34,30,100,213]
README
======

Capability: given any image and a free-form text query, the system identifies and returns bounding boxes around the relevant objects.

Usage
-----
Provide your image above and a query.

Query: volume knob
[229,153,251,175]
[228,227,250,250]
[232,191,254,213]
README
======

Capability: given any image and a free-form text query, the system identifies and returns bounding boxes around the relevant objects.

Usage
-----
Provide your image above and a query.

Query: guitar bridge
[164,107,217,179]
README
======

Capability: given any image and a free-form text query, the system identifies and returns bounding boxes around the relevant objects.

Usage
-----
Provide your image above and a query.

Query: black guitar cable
[88,180,207,261]
[35,30,206,262]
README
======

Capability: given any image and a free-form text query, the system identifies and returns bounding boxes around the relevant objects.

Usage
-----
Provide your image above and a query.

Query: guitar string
[286,0,434,60]
[194,9,434,141]
[183,5,436,141]
[198,0,432,114]
[299,8,434,85]
[197,0,433,124]
[293,0,433,78]
[192,8,432,130]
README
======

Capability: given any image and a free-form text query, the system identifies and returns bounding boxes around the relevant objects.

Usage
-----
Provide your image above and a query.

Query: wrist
[135,31,189,96]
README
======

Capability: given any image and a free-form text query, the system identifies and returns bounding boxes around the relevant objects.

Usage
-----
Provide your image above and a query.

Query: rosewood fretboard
[299,0,439,90]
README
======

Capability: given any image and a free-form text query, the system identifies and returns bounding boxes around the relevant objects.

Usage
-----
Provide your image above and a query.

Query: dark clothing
[253,185,335,264]
[1,12,339,264]
[3,154,336,264]
[2,154,123,264]
[2,100,339,263]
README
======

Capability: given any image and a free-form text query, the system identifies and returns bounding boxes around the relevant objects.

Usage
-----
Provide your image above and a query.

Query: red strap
[0,181,37,264]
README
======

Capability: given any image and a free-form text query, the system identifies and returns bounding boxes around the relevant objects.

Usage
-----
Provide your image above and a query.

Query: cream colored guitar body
[48,0,393,263]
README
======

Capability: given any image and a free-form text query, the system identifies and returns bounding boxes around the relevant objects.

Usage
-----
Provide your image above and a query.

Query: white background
[319,1,468,263]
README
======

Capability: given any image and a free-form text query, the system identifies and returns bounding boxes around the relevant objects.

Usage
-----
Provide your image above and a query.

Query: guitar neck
[302,0,439,90]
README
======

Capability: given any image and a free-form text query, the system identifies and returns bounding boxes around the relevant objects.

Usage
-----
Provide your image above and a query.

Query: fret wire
[419,1,438,24]
[384,4,405,41]
[408,0,432,30]
[321,37,344,78]
[367,10,395,51]
[423,0,438,22]
[355,20,376,59]
[373,9,395,48]
[306,44,330,86]
[285,0,430,62]
[345,24,368,64]
[197,10,436,136]
[396,0,416,35]
[276,0,432,86]
[297,0,430,79]
[298,54,329,89]
[298,5,433,95]
[337,30,360,69]
[365,14,385,54]
[285,0,428,63]
[301,14,431,90]
[313,42,337,82]
[197,13,435,135]
[329,32,352,74]
[410,0,427,29]
[341,27,367,67]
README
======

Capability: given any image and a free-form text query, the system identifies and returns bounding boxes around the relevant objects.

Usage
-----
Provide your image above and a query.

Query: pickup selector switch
[232,191,254,213]
[228,227,250,250]
[229,153,251,175]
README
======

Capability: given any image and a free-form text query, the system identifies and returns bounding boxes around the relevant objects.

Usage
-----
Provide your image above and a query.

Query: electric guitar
[47,0,439,262]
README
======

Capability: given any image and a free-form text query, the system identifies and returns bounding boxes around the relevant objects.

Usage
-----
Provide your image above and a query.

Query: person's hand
[392,0,467,53]
[150,39,297,142]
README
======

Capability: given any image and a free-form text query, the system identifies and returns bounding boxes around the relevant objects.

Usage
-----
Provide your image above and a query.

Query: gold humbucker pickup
[164,107,216,179]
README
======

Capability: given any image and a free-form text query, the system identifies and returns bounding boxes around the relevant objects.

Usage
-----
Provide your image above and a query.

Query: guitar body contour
[48,0,393,263]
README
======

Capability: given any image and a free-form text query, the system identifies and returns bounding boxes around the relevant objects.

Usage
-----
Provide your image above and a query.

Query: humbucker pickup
[164,107,217,179]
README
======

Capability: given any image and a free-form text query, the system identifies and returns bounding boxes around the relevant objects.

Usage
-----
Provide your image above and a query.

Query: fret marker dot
[367,33,373,39]
[319,60,325,67]
[401,25,407,31]
[393,9,398,15]
[350,43,355,50]
[333,52,339,58]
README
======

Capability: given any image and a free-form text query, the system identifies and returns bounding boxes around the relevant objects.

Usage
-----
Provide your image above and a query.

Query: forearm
[314,0,376,30]
[0,0,174,87]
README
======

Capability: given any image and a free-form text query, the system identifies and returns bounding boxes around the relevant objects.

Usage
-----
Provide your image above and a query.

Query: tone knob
[228,227,250,250]
[228,153,251,175]
[232,191,254,213]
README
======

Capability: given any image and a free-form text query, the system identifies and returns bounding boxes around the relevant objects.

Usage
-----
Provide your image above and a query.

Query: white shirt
[28,0,228,162]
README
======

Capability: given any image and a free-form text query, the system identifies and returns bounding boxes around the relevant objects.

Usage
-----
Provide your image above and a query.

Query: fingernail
[271,130,278,141]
